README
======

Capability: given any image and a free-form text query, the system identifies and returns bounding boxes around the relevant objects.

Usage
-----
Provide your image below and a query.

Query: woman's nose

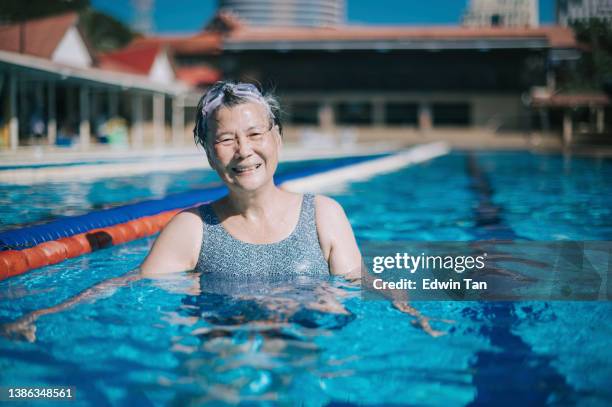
[235,135,253,158]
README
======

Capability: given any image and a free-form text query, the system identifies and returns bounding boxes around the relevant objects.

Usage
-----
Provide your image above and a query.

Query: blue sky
[92,0,555,34]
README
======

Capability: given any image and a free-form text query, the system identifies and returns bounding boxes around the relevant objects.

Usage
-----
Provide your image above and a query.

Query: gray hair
[193,81,282,150]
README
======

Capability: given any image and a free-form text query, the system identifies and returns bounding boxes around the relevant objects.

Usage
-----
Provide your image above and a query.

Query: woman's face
[206,101,281,193]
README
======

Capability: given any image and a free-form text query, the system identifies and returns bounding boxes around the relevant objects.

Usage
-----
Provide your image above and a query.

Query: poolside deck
[1,129,611,183]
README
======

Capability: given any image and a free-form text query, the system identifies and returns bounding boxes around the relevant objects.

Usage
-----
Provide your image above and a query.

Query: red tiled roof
[97,43,162,75]
[96,57,144,75]
[0,12,79,58]
[176,65,221,86]
[98,33,222,75]
[223,24,578,49]
[542,26,579,48]
[173,33,222,55]
[127,33,222,55]
[126,13,577,58]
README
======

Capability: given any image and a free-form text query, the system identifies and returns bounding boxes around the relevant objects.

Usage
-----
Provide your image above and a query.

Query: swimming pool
[0,151,610,405]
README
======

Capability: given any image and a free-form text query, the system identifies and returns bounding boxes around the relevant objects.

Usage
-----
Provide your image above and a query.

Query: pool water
[0,151,611,406]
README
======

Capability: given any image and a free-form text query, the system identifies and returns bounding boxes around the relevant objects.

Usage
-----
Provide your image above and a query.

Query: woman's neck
[224,184,288,221]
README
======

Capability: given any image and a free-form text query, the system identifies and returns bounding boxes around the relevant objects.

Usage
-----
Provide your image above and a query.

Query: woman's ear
[204,144,216,169]
[273,125,282,146]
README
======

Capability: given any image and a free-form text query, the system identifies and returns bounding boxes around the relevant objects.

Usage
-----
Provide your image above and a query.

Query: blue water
[0,151,611,406]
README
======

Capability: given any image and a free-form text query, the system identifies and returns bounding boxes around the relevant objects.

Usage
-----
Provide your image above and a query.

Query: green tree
[0,0,89,22]
[80,9,136,52]
[569,19,612,91]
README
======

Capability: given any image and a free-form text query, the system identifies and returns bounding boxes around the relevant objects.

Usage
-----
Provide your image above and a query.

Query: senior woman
[1,82,444,341]
[140,82,362,278]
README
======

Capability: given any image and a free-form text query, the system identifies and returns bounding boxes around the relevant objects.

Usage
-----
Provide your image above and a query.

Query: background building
[210,21,578,143]
[3,3,606,151]
[463,0,539,27]
[0,13,194,150]
[218,0,345,27]
[556,0,612,25]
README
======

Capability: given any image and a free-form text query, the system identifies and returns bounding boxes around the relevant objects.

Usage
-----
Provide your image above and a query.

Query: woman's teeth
[233,164,261,173]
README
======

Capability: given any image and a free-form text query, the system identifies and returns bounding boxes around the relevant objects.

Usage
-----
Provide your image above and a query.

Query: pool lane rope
[281,142,450,192]
[0,143,449,281]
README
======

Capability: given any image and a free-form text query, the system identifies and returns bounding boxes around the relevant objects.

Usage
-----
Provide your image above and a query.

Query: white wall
[51,26,93,68]
[149,50,175,84]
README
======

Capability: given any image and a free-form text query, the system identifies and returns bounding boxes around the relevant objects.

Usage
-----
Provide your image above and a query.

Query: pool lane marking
[281,142,450,193]
[0,154,202,171]
[0,158,210,185]
[465,154,524,240]
[464,153,574,405]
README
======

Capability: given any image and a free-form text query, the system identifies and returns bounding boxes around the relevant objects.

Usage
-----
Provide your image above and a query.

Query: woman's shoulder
[140,207,204,274]
[312,194,356,266]
[164,207,204,237]
[178,206,205,222]
[313,194,350,235]
[183,201,220,225]
[313,194,346,217]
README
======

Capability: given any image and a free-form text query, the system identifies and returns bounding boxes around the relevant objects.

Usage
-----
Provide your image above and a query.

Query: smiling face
[205,101,282,194]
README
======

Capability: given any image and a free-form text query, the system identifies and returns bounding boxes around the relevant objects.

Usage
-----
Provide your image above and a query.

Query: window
[336,102,372,125]
[432,103,471,126]
[288,102,319,125]
[385,103,418,125]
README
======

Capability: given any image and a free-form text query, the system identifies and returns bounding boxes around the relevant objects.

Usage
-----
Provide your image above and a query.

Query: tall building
[131,0,155,33]
[556,0,612,25]
[463,0,539,27]
[217,0,345,27]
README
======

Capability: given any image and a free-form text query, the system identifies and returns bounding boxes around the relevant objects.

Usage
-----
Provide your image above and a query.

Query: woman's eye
[216,138,234,145]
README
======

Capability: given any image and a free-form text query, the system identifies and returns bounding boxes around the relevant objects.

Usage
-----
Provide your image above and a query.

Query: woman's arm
[140,208,203,276]
[315,195,362,278]
[1,269,143,342]
[315,195,449,336]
